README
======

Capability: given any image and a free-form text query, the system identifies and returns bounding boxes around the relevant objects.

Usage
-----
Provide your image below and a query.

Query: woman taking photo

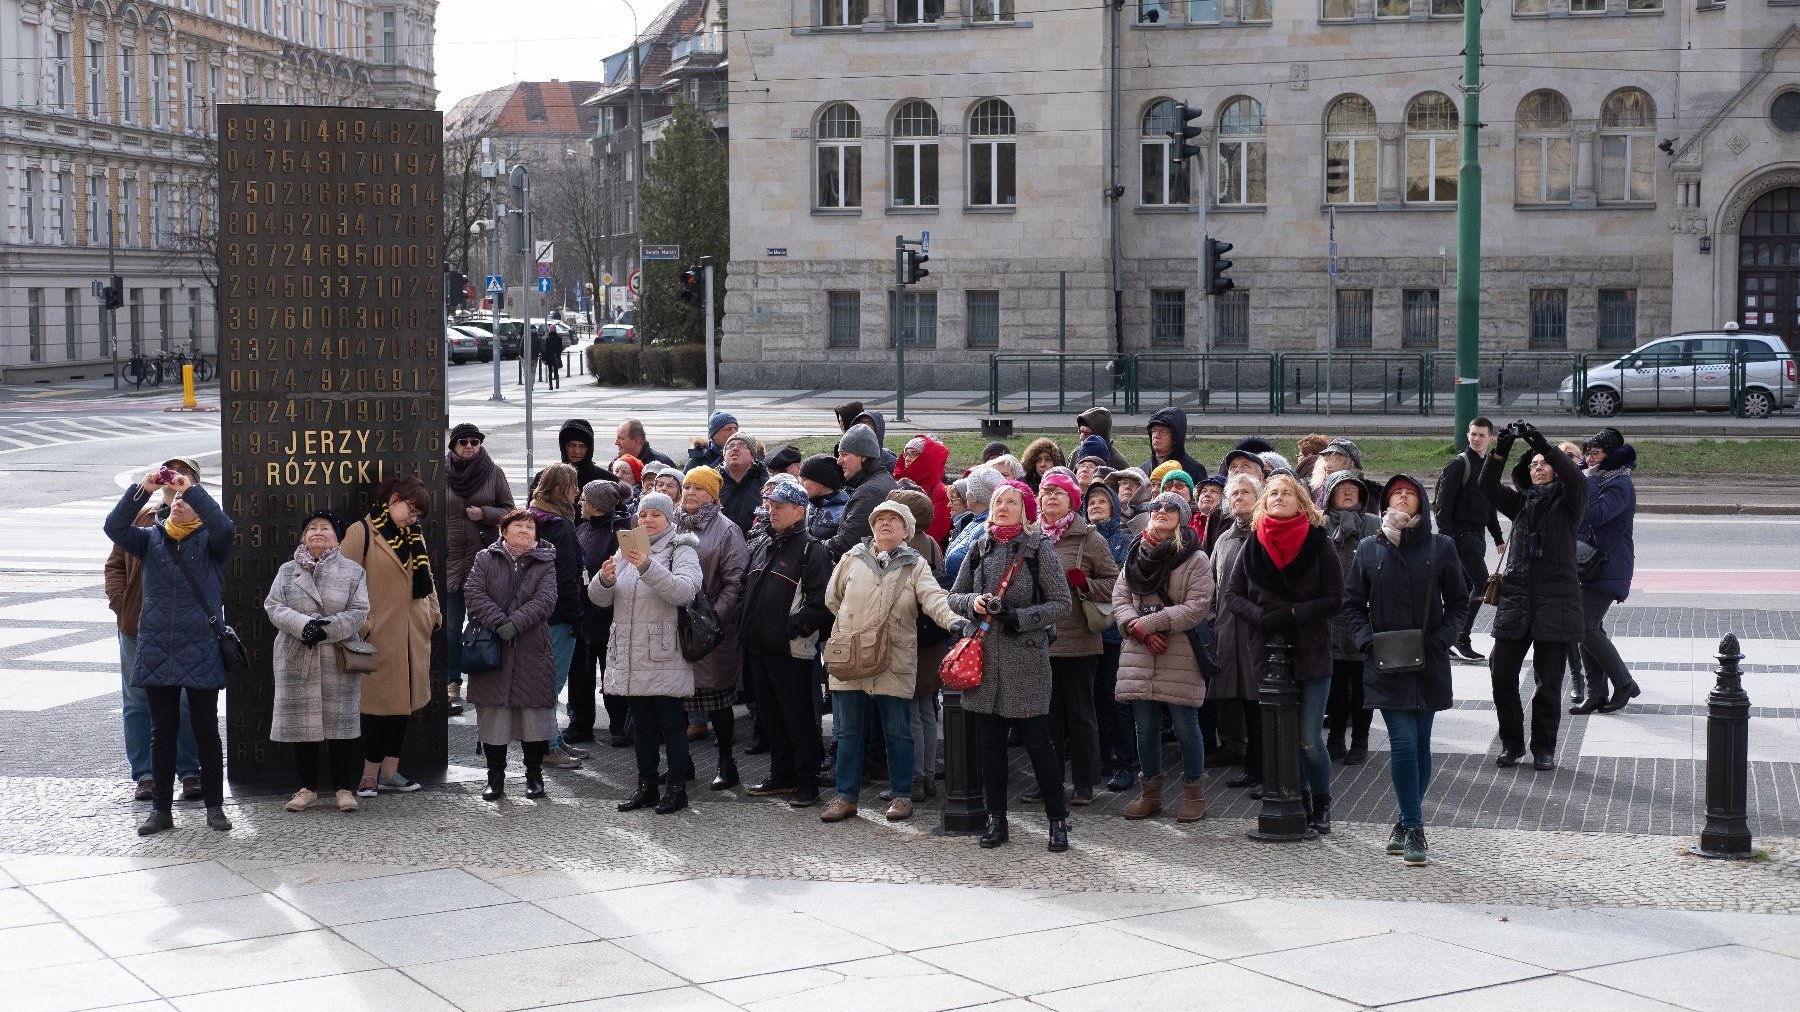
[1222,472,1342,834]
[1037,471,1118,807]
[464,510,562,800]
[1343,475,1470,866]
[444,423,513,717]
[948,481,1073,852]
[265,511,371,814]
[342,476,442,798]
[1480,421,1587,771]
[590,492,705,814]
[1111,492,1215,823]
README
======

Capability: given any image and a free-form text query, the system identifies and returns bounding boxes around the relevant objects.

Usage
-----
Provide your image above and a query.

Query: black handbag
[678,592,723,661]
[1576,540,1606,582]
[168,538,250,677]
[1371,629,1426,673]
[1156,588,1221,684]
[461,566,526,676]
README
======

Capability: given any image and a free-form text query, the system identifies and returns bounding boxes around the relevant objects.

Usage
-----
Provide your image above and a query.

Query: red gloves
[1066,567,1088,591]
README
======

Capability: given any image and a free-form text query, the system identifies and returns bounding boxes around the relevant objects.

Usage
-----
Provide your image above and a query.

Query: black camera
[1503,420,1531,439]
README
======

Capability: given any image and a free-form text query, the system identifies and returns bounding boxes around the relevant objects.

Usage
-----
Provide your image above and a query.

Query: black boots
[525,770,546,799]
[619,781,657,812]
[979,814,1009,849]
[205,806,233,831]
[137,810,174,836]
[1047,819,1070,853]
[1308,793,1332,835]
[1598,680,1641,714]
[482,743,507,801]
[522,742,548,798]
[654,784,687,815]
[711,756,739,791]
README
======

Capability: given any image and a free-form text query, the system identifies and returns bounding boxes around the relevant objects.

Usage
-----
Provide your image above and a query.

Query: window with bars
[1216,290,1250,348]
[1405,92,1459,203]
[967,290,1000,348]
[1402,289,1440,348]
[888,291,938,346]
[1336,289,1373,348]
[891,101,939,208]
[1217,97,1266,206]
[1325,95,1377,205]
[1529,288,1568,348]
[1598,289,1637,350]
[1599,88,1655,203]
[827,291,860,347]
[1151,290,1186,348]
[968,99,1017,207]
[1140,100,1189,206]
[816,103,862,209]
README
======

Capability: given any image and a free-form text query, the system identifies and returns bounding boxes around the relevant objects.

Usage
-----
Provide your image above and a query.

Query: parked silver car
[1559,331,1798,418]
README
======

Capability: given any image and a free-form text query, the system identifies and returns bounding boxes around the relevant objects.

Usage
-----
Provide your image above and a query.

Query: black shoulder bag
[167,537,251,677]
[461,563,526,676]
[1369,547,1432,674]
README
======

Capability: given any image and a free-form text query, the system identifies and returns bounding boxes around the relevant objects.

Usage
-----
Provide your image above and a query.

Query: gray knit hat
[637,491,676,519]
[838,423,882,461]
[1149,491,1193,529]
[963,466,1007,514]
[1321,437,1363,470]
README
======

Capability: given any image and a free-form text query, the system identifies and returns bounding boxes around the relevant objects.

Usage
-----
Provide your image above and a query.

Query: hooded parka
[893,435,954,545]
[1479,429,1589,643]
[1321,472,1383,662]
[1142,406,1210,479]
[1579,445,1636,602]
[104,484,236,690]
[1075,406,1132,469]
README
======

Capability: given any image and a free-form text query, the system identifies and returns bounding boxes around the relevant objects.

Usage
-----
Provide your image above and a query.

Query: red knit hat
[998,478,1039,524]
[615,454,644,484]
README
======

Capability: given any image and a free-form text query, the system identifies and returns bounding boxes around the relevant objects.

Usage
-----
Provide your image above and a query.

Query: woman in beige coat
[1038,470,1119,807]
[1112,492,1216,823]
[341,476,442,798]
[820,501,966,823]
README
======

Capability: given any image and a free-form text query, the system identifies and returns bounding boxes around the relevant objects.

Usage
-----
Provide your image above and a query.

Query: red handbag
[939,555,1026,692]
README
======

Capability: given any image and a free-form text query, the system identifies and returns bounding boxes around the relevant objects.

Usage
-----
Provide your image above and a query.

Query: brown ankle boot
[1123,775,1163,819]
[1176,777,1207,823]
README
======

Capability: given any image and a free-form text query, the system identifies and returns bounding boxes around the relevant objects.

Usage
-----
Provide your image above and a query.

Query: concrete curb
[1639,502,1800,516]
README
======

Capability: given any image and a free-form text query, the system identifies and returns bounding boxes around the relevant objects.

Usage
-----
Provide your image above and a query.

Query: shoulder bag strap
[167,538,227,640]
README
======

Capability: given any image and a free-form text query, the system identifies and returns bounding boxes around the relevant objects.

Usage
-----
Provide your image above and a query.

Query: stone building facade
[723,0,1800,388]
[0,0,436,381]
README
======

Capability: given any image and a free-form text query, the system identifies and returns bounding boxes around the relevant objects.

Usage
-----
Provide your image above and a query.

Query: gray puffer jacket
[590,529,703,698]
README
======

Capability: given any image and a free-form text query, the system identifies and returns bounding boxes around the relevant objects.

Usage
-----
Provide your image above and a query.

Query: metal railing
[1276,353,1430,416]
[987,353,1133,415]
[1133,353,1279,414]
[1424,351,1586,416]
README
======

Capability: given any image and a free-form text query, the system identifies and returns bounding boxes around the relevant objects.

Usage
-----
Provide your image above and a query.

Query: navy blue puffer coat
[104,483,236,690]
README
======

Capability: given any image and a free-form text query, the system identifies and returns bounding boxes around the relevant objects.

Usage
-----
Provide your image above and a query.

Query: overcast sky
[433,0,658,111]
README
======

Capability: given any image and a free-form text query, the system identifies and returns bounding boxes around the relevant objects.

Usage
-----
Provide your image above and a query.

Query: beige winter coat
[1111,540,1215,709]
[341,518,442,716]
[824,543,964,699]
[1045,514,1119,658]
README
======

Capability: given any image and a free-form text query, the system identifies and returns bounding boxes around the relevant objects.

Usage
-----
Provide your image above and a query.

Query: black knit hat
[800,453,845,491]
[449,423,485,446]
[1233,436,1276,455]
[981,440,1010,462]
[300,509,348,540]
[1584,427,1624,455]
[767,444,804,473]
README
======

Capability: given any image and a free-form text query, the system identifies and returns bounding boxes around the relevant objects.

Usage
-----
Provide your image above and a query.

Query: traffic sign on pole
[537,277,553,293]
[627,269,642,296]
[920,230,930,256]
[537,262,552,279]
[642,245,681,261]
[485,275,504,294]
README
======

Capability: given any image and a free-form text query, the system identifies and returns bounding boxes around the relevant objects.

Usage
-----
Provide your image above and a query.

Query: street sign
[602,272,614,285]
[537,277,553,293]
[627,269,642,296]
[765,247,788,258]
[535,240,555,263]
[536,262,552,279]
[485,275,504,294]
[642,244,681,261]
[920,230,930,255]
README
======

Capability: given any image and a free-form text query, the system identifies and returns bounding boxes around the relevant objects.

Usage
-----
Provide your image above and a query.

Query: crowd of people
[105,402,1640,864]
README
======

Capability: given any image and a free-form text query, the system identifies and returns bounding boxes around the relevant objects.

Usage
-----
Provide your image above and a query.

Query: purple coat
[463,539,559,709]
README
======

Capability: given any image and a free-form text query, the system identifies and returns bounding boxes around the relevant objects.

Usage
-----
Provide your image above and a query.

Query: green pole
[1453,0,1482,450]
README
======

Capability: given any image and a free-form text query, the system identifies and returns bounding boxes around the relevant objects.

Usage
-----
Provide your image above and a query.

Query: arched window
[1324,95,1377,205]
[1600,87,1655,203]
[1216,97,1266,206]
[1140,99,1189,206]
[815,103,861,210]
[890,100,938,208]
[1405,91,1459,202]
[1515,90,1571,204]
[968,99,1017,207]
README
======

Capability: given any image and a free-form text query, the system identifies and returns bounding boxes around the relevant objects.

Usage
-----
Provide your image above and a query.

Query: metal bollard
[1693,633,1754,859]
[936,690,987,835]
[1248,633,1318,842]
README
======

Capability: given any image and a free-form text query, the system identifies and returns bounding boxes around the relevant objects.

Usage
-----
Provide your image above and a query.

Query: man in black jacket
[826,423,896,561]
[719,432,770,535]
[1142,406,1209,479]
[613,418,676,468]
[741,479,834,806]
[1434,417,1506,662]
[556,419,609,488]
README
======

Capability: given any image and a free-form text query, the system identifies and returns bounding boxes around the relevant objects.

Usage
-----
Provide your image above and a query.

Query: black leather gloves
[300,620,327,646]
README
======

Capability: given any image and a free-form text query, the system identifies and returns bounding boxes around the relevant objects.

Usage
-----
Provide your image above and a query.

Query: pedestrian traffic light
[1168,101,1204,167]
[106,276,123,310]
[905,249,929,285]
[1205,236,1235,295]
[679,266,703,307]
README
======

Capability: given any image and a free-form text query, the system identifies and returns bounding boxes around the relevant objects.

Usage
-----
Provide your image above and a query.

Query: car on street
[449,324,493,362]
[598,323,636,344]
[446,328,479,364]
[458,318,526,359]
[1559,330,1798,418]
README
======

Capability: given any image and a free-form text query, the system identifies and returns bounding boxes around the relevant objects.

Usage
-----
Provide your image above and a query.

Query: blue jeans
[1298,677,1333,796]
[444,590,466,687]
[1132,700,1205,781]
[548,624,577,750]
[120,632,197,780]
[1382,708,1435,829]
[832,691,913,802]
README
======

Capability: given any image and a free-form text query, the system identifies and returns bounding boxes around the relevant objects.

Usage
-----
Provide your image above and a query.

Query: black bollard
[936,690,987,836]
[1248,633,1318,842]
[1693,633,1754,859]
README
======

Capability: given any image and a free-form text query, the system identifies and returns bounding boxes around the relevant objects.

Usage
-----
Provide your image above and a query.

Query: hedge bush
[586,342,708,388]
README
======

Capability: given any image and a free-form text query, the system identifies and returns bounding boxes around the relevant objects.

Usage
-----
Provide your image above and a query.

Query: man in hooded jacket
[1142,406,1209,480]
[1076,406,1132,469]
[555,419,609,489]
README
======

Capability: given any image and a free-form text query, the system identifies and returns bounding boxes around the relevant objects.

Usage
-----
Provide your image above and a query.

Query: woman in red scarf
[1221,473,1343,835]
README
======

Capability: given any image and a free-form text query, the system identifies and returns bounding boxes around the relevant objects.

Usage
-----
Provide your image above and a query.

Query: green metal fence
[1423,351,1586,417]
[987,354,1134,416]
[1133,353,1279,414]
[1275,353,1431,416]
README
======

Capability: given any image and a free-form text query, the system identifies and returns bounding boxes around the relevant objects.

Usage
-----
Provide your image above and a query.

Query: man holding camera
[1434,417,1506,662]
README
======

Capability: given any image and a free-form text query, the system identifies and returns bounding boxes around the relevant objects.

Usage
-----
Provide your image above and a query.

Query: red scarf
[990,524,1025,544]
[1256,512,1311,570]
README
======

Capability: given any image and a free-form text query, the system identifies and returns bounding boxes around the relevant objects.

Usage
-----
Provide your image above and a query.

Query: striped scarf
[370,505,434,599]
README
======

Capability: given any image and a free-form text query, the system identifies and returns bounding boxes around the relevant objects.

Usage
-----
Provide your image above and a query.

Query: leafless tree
[535,156,611,316]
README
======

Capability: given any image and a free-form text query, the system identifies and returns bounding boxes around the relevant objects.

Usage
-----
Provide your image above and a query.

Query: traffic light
[445,271,468,311]
[1204,237,1235,296]
[106,276,123,310]
[904,249,929,285]
[1168,101,1203,167]
[679,266,703,307]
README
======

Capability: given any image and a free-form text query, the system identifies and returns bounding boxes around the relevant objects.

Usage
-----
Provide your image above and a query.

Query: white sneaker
[285,788,317,812]
[335,789,359,813]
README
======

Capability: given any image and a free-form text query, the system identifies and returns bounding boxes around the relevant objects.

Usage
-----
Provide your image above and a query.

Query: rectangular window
[1151,289,1186,348]
[1188,0,1220,22]
[1600,134,1655,202]
[184,58,199,131]
[64,288,79,360]
[1326,137,1376,204]
[120,179,139,247]
[53,31,72,111]
[1406,135,1458,202]
[119,47,137,123]
[969,0,1015,20]
[208,66,221,132]
[1217,138,1265,205]
[1141,138,1189,205]
[969,139,1016,207]
[150,54,166,128]
[159,288,174,352]
[1570,0,1602,10]
[827,291,861,348]
[1322,0,1354,17]
[151,182,168,248]
[891,140,938,208]
[888,291,938,346]
[381,12,397,63]
[1598,289,1637,350]
[1240,0,1271,19]
[1513,0,1547,11]
[895,0,943,23]
[1402,289,1440,348]
[244,73,258,102]
[21,168,39,244]
[1376,0,1408,14]
[1431,0,1463,12]
[128,289,143,353]
[1529,288,1568,349]
[27,289,43,363]
[263,0,274,32]
[967,290,1000,348]
[1627,0,1660,9]
[1335,289,1373,348]
[87,173,105,245]
[816,143,860,209]
[188,287,201,342]
[1216,289,1250,348]
[87,39,107,120]
[50,170,71,245]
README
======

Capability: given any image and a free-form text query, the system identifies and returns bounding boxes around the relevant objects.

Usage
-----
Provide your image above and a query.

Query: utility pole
[511,163,536,476]
[700,255,716,418]
[1453,0,1484,447]
[106,210,119,390]
[481,138,505,402]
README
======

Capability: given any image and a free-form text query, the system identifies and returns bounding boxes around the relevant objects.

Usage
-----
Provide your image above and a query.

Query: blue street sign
[920,230,930,255]
[536,277,553,293]
[485,275,504,294]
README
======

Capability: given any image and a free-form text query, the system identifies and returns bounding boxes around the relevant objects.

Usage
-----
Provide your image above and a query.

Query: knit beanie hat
[683,465,723,502]
[951,477,971,503]
[1150,460,1183,487]
[1234,436,1276,455]
[838,423,882,462]
[1150,491,1193,529]
[1258,451,1293,474]
[1074,434,1111,466]
[767,444,804,474]
[162,456,204,485]
[887,487,935,535]
[637,492,676,519]
[997,478,1039,524]
[448,423,484,446]
[981,440,1010,462]
[299,509,348,540]
[1321,438,1363,470]
[964,466,1007,514]
[1039,471,1081,506]
[615,454,644,484]
[582,479,624,515]
[724,431,757,454]
[707,410,739,439]
[869,500,916,540]
[800,453,845,491]
[1160,469,1195,492]
[767,477,810,507]
[1585,427,1625,455]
